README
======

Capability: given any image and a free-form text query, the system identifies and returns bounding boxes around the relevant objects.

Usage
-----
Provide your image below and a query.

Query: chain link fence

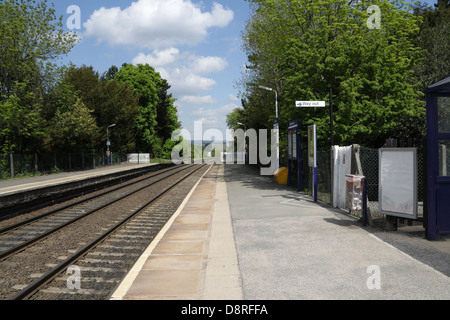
[299,146,424,229]
[359,147,424,228]
[301,149,332,204]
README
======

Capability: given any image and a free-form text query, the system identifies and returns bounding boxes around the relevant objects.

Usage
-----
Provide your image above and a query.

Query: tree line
[228,0,450,156]
[0,0,181,173]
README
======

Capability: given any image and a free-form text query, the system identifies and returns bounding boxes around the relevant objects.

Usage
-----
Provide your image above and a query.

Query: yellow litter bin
[274,167,288,184]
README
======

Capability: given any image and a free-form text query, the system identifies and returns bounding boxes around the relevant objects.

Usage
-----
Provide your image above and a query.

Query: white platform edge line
[109,164,214,300]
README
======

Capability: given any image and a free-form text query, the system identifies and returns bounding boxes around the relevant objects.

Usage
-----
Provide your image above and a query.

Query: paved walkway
[225,164,450,299]
[112,163,450,300]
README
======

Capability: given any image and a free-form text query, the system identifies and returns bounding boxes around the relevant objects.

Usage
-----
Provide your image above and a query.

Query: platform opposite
[0,163,158,196]
[0,163,169,214]
[110,164,243,300]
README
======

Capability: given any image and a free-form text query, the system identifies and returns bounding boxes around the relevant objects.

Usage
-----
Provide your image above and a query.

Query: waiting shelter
[425,76,450,240]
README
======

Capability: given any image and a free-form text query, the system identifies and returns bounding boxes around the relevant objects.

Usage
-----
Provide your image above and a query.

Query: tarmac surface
[224,164,450,299]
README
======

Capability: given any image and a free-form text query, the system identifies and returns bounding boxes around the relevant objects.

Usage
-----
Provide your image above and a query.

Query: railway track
[0,164,185,259]
[0,163,211,300]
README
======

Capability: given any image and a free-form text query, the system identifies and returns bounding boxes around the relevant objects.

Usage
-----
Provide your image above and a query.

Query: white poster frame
[378,148,417,219]
[308,125,317,167]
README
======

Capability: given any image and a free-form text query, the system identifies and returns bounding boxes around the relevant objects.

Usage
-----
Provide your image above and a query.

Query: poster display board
[287,119,301,191]
[379,148,417,219]
[287,120,299,160]
[308,125,317,167]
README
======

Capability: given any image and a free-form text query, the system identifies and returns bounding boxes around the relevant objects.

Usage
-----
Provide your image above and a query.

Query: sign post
[308,125,318,202]
[287,119,301,191]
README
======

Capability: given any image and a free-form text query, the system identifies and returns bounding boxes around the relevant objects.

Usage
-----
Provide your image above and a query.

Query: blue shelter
[425,76,450,240]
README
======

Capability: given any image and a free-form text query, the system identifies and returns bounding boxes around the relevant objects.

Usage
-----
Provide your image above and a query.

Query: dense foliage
[230,0,449,158]
[0,0,181,174]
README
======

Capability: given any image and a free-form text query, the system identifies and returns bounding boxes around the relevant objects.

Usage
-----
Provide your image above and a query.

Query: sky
[53,0,250,142]
[52,0,438,143]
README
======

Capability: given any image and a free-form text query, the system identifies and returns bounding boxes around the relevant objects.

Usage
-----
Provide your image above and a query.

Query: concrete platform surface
[111,163,450,300]
[110,164,242,300]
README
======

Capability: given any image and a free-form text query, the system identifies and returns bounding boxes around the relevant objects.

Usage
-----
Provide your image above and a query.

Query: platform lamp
[107,124,116,166]
[258,85,279,169]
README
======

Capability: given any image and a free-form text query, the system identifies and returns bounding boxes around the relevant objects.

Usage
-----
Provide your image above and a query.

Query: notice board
[378,148,417,219]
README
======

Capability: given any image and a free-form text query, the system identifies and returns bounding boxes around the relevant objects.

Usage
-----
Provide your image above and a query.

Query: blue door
[427,91,450,239]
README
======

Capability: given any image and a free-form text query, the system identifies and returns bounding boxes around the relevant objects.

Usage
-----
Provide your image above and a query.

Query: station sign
[296,101,326,107]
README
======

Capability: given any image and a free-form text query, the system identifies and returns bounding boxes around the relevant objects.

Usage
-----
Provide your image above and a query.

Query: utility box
[346,174,364,211]
[274,167,288,185]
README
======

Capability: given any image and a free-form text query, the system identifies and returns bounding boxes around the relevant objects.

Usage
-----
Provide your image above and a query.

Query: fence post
[362,177,367,227]
[10,153,14,178]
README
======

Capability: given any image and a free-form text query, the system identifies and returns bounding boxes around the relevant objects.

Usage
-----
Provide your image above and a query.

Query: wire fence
[359,147,424,228]
[299,146,424,229]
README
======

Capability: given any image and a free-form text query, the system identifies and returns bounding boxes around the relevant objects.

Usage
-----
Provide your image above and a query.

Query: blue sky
[53,0,250,142]
[52,0,438,142]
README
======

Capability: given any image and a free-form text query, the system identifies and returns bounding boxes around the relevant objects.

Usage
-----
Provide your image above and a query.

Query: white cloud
[190,56,228,74]
[83,0,234,49]
[170,70,217,95]
[133,49,228,97]
[228,93,239,102]
[190,103,238,128]
[181,95,217,104]
[132,48,180,66]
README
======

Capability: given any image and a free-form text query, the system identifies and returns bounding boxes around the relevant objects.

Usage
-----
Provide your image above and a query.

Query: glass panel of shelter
[438,97,450,177]
[438,96,450,133]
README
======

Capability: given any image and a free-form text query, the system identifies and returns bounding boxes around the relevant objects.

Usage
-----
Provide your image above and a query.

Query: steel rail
[0,164,180,235]
[0,164,194,261]
[11,163,208,300]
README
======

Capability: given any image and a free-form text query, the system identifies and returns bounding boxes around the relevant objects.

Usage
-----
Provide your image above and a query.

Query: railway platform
[0,162,167,214]
[111,163,450,300]
[0,162,159,196]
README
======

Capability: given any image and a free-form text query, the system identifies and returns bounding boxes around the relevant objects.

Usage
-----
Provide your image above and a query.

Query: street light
[258,85,279,169]
[107,124,116,166]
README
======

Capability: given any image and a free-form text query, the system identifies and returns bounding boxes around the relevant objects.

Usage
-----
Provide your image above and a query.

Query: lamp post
[106,124,116,166]
[258,85,279,169]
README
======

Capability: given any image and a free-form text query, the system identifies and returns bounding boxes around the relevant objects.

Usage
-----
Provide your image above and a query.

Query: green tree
[237,0,426,151]
[156,79,181,158]
[0,0,78,98]
[97,78,139,153]
[49,98,99,152]
[0,0,78,166]
[55,65,140,154]
[116,64,160,154]
[156,79,180,142]
[413,0,450,91]
[116,64,180,156]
